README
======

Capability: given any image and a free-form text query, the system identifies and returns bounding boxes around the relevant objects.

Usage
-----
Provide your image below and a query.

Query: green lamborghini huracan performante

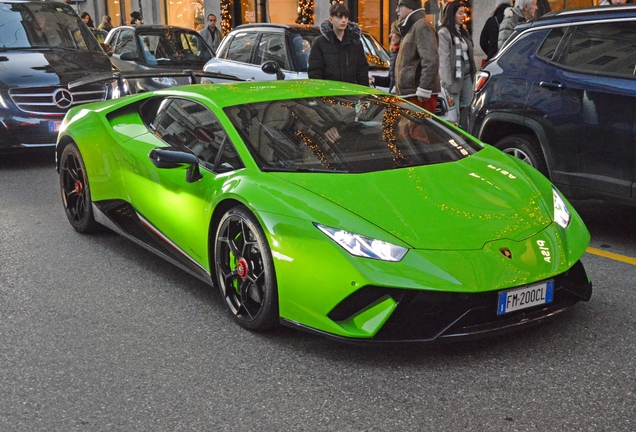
[56,79,592,343]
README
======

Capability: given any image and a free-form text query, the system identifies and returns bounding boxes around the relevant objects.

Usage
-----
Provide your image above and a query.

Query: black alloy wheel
[214,206,279,331]
[59,143,98,233]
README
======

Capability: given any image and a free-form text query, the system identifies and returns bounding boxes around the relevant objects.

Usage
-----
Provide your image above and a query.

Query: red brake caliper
[75,180,83,195]
[236,258,249,279]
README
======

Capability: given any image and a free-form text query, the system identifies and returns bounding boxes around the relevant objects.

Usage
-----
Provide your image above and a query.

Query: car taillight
[474,71,490,93]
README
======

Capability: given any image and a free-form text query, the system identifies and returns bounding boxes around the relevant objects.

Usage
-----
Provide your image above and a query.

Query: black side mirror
[261,61,285,80]
[120,51,139,61]
[149,148,202,182]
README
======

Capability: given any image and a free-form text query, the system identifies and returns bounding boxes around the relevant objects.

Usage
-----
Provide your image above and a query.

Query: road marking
[586,247,636,266]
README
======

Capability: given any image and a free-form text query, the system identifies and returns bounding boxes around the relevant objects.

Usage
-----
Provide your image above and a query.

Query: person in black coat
[307,3,369,86]
[479,2,511,61]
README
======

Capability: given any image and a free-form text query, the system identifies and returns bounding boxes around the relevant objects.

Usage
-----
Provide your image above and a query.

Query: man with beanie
[307,3,369,86]
[394,0,441,113]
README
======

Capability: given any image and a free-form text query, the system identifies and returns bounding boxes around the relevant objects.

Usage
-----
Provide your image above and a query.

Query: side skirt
[93,200,214,287]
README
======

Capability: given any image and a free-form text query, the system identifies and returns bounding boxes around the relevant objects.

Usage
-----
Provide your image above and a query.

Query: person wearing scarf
[438,1,476,129]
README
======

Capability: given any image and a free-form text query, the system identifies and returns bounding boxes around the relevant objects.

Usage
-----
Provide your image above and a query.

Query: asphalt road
[1,151,634,431]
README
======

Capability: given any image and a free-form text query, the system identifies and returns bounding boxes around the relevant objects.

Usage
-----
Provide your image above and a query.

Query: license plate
[49,121,62,132]
[497,280,554,315]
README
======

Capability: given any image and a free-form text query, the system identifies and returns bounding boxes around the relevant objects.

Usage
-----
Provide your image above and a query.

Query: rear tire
[495,134,548,177]
[59,143,98,233]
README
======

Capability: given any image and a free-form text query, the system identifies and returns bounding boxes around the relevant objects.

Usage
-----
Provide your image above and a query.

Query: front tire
[495,134,548,177]
[59,143,98,233]
[214,206,279,331]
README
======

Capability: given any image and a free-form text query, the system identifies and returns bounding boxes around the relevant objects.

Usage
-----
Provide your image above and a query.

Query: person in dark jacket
[479,2,511,61]
[307,3,369,86]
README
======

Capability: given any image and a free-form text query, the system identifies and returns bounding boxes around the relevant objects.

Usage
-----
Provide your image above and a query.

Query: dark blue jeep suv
[469,5,636,203]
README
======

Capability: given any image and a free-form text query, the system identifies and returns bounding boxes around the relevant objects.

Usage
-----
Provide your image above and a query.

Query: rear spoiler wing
[68,70,243,94]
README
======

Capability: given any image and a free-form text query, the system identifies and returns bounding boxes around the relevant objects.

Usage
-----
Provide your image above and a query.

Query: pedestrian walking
[307,3,369,86]
[370,20,401,93]
[199,14,223,53]
[98,15,113,31]
[479,2,511,62]
[394,0,441,113]
[438,1,476,129]
[498,0,538,49]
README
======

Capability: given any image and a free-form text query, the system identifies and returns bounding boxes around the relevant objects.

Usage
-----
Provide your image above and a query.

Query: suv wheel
[495,134,548,177]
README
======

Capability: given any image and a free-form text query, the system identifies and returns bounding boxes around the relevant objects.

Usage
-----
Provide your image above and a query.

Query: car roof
[154,79,383,108]
[113,25,200,33]
[231,23,321,35]
[516,4,636,32]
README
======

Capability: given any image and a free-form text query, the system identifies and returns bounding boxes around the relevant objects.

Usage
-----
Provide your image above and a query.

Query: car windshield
[0,2,100,51]
[137,28,211,66]
[225,94,482,173]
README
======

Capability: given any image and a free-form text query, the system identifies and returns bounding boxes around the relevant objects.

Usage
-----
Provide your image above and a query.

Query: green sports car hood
[272,147,553,250]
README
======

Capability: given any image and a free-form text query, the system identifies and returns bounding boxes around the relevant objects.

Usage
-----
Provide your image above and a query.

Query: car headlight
[553,187,570,229]
[151,77,178,86]
[0,93,8,109]
[315,224,408,262]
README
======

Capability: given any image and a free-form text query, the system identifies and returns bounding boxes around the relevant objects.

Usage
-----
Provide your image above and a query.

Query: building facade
[74,0,600,56]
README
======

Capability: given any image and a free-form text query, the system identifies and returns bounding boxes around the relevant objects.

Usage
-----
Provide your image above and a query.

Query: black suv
[0,1,115,150]
[469,5,636,203]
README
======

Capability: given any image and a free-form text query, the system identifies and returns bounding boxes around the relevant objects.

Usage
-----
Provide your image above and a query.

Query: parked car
[56,77,591,343]
[104,25,215,93]
[469,5,636,203]
[204,23,454,120]
[0,0,116,151]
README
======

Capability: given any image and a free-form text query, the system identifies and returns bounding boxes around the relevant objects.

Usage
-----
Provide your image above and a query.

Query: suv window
[550,22,636,78]
[223,32,258,63]
[536,27,566,61]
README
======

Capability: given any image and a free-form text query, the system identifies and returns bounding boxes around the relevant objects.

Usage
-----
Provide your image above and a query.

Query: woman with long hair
[438,1,476,129]
[98,15,113,32]
[80,12,95,29]
[371,20,401,93]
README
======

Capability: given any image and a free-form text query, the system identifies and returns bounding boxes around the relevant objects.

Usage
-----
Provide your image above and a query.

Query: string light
[220,0,232,35]
[296,0,314,25]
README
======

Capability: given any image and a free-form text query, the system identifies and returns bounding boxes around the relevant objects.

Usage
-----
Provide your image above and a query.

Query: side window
[536,27,566,61]
[151,98,244,172]
[557,22,636,79]
[114,29,137,55]
[225,32,258,63]
[291,34,312,71]
[254,33,287,70]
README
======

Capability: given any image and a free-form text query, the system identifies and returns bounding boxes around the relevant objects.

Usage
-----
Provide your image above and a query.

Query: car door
[206,30,304,80]
[527,21,636,197]
[116,96,244,267]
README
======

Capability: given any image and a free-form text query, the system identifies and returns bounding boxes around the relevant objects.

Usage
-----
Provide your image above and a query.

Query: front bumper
[0,112,60,149]
[282,260,592,343]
